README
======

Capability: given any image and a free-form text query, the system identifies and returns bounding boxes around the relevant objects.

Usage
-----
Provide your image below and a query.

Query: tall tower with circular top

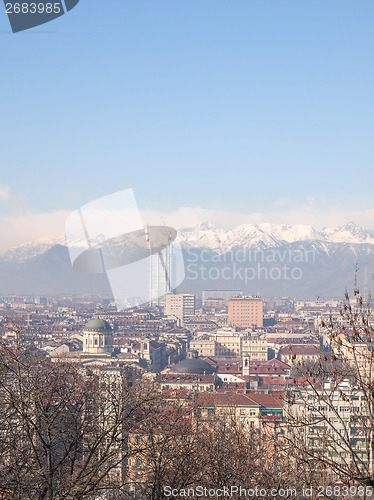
[83,318,113,354]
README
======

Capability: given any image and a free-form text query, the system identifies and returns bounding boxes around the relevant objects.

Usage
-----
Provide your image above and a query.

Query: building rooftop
[170,350,216,375]
[84,318,112,332]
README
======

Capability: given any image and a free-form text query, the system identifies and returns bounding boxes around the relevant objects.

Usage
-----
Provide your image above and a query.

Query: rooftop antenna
[364,267,369,303]
[160,216,172,293]
[146,220,172,306]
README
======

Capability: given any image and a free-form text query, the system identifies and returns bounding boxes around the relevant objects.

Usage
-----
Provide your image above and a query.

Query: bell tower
[242,353,250,376]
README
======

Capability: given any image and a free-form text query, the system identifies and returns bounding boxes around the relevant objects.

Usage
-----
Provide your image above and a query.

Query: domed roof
[84,318,112,332]
[171,350,216,375]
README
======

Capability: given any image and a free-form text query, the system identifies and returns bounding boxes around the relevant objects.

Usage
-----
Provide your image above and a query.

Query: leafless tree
[0,338,158,500]
[124,395,200,500]
[195,409,320,500]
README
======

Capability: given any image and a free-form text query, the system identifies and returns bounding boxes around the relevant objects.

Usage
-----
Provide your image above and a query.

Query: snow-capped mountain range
[1,235,68,263]
[2,222,374,262]
[178,221,374,252]
[1,221,374,297]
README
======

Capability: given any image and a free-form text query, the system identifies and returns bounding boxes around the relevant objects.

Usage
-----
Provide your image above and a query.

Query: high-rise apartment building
[149,245,173,307]
[228,296,263,328]
[164,293,195,324]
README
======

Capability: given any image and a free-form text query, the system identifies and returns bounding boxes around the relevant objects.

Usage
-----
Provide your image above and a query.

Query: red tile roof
[246,391,283,408]
[280,345,319,356]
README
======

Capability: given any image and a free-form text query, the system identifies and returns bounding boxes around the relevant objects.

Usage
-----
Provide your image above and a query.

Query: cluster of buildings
[0,291,341,382]
[1,290,372,488]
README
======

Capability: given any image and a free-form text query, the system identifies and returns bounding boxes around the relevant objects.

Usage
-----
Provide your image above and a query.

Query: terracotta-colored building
[228,296,263,328]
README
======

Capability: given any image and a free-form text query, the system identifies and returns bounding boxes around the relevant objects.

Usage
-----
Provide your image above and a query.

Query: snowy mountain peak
[257,223,322,243]
[1,235,67,263]
[322,222,374,244]
[196,221,219,230]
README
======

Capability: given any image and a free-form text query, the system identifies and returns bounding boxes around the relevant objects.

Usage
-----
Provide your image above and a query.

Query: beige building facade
[164,293,195,324]
[190,329,267,360]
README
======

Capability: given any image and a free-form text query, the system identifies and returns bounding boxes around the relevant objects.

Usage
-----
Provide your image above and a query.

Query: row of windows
[133,435,190,445]
[308,394,363,402]
[85,337,111,346]
[307,406,362,413]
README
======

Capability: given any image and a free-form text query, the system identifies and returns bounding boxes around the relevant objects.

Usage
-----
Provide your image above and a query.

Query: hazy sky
[0,0,373,250]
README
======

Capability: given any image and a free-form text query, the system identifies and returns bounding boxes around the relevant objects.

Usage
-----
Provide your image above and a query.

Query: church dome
[84,318,112,332]
[171,350,216,375]
[83,318,113,355]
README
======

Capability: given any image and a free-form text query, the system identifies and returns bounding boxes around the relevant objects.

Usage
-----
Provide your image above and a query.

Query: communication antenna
[364,267,369,303]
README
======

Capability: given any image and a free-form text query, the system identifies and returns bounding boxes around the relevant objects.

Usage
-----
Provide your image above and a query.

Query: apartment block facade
[190,328,267,360]
[285,380,373,478]
[228,296,263,328]
[164,293,195,324]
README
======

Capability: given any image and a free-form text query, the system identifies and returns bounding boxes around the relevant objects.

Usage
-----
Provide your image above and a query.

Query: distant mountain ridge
[1,222,374,297]
[1,235,68,263]
[3,222,374,263]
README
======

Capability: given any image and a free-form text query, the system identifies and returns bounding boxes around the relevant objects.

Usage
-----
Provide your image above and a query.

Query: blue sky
[0,0,373,249]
